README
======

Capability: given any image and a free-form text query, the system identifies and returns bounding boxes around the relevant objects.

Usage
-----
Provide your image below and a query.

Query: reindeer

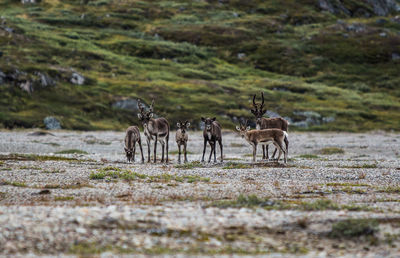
[251,92,289,160]
[124,126,144,163]
[201,117,223,163]
[175,120,190,163]
[236,121,288,164]
[137,99,170,163]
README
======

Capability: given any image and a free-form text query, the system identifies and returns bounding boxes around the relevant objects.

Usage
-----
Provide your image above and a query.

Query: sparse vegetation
[222,162,252,169]
[175,161,204,169]
[329,219,379,238]
[319,148,345,155]
[1,181,27,187]
[341,164,378,168]
[0,154,79,162]
[298,154,320,159]
[54,196,74,201]
[56,149,89,155]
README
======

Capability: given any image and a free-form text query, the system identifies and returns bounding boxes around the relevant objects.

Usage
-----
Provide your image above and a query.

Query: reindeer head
[201,117,216,132]
[250,92,267,123]
[235,120,250,138]
[177,120,190,134]
[137,99,154,127]
[124,147,133,163]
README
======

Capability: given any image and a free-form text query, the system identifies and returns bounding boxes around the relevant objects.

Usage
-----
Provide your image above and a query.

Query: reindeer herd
[124,93,289,164]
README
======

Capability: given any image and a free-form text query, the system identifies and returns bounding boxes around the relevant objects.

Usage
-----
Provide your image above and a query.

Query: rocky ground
[0,130,400,257]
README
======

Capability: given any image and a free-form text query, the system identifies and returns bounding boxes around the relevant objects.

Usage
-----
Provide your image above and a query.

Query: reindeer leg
[166,135,169,163]
[139,140,144,163]
[208,142,214,163]
[153,135,158,163]
[184,142,188,163]
[178,144,181,164]
[147,138,151,163]
[272,147,278,161]
[253,143,257,163]
[262,145,266,160]
[161,140,165,163]
[133,141,136,163]
[266,145,270,161]
[213,141,217,163]
[219,139,223,163]
[201,139,207,162]
[284,135,289,158]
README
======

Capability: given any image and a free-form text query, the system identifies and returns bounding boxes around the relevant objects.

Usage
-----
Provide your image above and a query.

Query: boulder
[70,72,85,85]
[112,98,152,114]
[392,52,400,61]
[291,111,335,128]
[0,70,5,85]
[367,0,400,16]
[19,81,33,94]
[43,116,61,130]
[21,0,37,3]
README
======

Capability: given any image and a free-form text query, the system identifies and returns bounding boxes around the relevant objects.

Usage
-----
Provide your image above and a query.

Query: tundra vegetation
[0,0,399,131]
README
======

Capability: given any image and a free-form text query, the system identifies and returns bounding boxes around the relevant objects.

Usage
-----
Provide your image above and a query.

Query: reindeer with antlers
[137,99,170,163]
[251,92,289,160]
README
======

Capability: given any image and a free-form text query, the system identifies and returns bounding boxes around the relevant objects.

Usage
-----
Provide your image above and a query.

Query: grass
[377,186,400,193]
[222,162,252,169]
[318,148,345,155]
[175,161,204,169]
[341,164,378,168]
[55,149,89,154]
[90,166,209,183]
[329,219,379,238]
[0,153,79,162]
[0,1,399,131]
[1,181,27,187]
[169,150,194,155]
[298,154,320,159]
[42,169,65,173]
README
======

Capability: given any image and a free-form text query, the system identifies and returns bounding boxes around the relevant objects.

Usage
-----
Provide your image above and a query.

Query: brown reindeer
[236,121,288,164]
[137,99,170,163]
[124,126,144,163]
[201,117,223,163]
[251,92,289,160]
[175,120,190,163]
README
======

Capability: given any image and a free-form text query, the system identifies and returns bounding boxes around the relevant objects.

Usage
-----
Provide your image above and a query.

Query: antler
[137,99,145,113]
[252,94,257,107]
[260,92,264,108]
[149,99,155,113]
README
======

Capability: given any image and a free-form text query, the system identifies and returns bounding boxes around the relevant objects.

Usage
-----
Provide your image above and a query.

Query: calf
[175,120,190,163]
[236,123,288,164]
[124,126,144,163]
[201,117,223,163]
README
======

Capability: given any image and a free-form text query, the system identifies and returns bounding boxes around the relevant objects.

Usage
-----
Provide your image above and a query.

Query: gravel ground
[0,130,400,257]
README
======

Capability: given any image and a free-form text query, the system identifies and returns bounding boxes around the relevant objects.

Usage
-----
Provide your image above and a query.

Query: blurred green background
[0,0,399,131]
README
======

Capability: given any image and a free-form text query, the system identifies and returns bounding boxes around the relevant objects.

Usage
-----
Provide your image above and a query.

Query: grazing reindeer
[236,122,288,164]
[124,126,144,163]
[137,99,170,163]
[251,92,289,160]
[201,117,223,163]
[175,120,190,163]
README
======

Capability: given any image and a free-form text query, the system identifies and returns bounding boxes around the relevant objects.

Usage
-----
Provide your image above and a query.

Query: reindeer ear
[201,117,205,122]
[186,122,190,128]
[262,109,267,115]
[176,122,180,128]
[149,113,154,118]
[124,147,128,152]
[246,126,251,131]
[251,109,256,115]
[137,113,142,119]
[212,117,216,121]
[235,126,240,131]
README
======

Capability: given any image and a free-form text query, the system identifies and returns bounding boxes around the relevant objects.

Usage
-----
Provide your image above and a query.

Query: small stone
[43,116,61,130]
[70,72,85,85]
[379,32,387,37]
[392,53,400,61]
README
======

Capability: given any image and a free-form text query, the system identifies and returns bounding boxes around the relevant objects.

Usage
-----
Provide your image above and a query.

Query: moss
[298,154,320,159]
[329,219,379,238]
[0,154,79,161]
[54,196,74,201]
[319,147,345,155]
[222,162,252,169]
[55,149,89,154]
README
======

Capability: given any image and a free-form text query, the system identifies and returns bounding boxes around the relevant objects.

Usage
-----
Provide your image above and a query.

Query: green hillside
[0,0,399,131]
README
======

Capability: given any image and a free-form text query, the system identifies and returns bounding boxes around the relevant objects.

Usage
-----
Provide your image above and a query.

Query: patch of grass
[211,194,277,208]
[230,143,245,147]
[32,140,61,147]
[341,164,377,168]
[0,154,79,162]
[329,219,379,238]
[169,150,194,155]
[326,182,370,187]
[1,181,27,187]
[175,161,204,169]
[0,161,4,166]
[19,166,42,170]
[298,154,320,159]
[377,186,400,193]
[54,196,74,201]
[299,199,339,211]
[222,162,252,169]
[42,169,65,173]
[319,147,345,155]
[55,149,89,154]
